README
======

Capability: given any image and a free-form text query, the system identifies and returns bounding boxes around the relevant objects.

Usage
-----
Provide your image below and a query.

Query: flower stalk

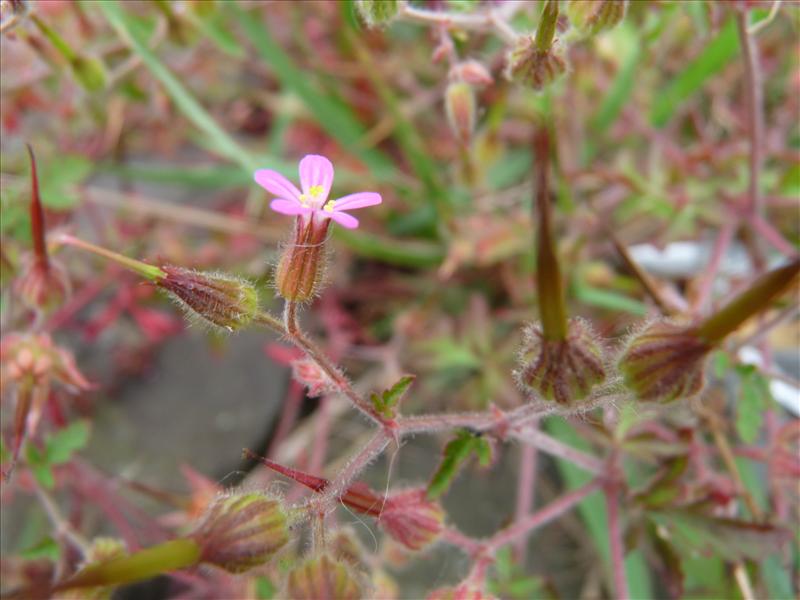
[696,259,799,345]
[534,127,567,342]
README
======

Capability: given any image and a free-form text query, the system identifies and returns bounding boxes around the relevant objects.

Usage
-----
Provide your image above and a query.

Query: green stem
[58,234,166,281]
[535,0,559,53]
[534,128,568,341]
[31,14,77,61]
[696,259,799,345]
[56,538,201,591]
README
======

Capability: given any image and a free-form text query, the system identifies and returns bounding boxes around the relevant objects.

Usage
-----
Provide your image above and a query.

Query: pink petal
[270,199,312,216]
[329,211,359,229]
[298,155,334,198]
[254,169,302,201]
[332,192,382,211]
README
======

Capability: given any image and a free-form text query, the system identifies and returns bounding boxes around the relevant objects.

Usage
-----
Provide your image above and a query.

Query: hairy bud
[379,489,445,551]
[355,0,398,28]
[617,320,710,403]
[284,554,363,600]
[449,60,493,86]
[445,81,477,145]
[292,357,336,398]
[567,0,628,36]
[158,266,259,332]
[275,216,330,302]
[191,493,290,573]
[515,318,607,405]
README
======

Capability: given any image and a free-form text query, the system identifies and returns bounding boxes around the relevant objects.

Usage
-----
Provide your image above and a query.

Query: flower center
[323,200,336,213]
[299,185,326,208]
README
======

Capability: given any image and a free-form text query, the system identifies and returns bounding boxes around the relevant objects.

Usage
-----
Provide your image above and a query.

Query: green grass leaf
[99,1,257,172]
[650,18,740,128]
[231,5,393,177]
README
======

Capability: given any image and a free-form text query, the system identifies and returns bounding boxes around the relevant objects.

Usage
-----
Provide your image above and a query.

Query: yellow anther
[308,185,325,197]
[323,200,336,213]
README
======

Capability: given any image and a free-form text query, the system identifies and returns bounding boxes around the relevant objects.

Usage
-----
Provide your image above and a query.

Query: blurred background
[1,1,798,598]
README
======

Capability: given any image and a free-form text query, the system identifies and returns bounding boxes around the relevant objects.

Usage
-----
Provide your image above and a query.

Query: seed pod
[515,318,607,405]
[284,554,363,600]
[617,320,710,403]
[158,267,259,332]
[192,493,290,574]
[567,0,628,36]
[505,36,567,91]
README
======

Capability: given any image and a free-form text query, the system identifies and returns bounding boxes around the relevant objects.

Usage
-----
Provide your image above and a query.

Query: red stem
[487,478,602,551]
[606,482,630,600]
[26,144,49,271]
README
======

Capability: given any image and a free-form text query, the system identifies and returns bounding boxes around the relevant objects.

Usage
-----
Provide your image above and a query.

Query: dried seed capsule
[515,318,607,405]
[505,35,567,91]
[617,320,710,403]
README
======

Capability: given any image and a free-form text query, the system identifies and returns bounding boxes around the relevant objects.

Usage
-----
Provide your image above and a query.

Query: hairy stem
[487,478,602,551]
[283,301,380,423]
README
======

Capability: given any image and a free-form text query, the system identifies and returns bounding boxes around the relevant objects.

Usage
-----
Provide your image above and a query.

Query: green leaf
[46,420,90,464]
[371,375,415,418]
[255,576,277,599]
[650,18,740,128]
[333,227,444,268]
[39,154,93,209]
[648,509,789,562]
[20,536,61,561]
[735,364,770,444]
[99,1,257,172]
[26,445,55,489]
[632,456,689,509]
[427,429,490,500]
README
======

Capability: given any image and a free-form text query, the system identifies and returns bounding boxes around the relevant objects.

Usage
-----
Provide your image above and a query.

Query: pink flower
[254,155,382,229]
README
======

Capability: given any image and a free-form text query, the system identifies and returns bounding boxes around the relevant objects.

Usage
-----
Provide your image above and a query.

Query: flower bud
[14,256,70,314]
[275,216,330,302]
[191,492,290,573]
[515,318,607,405]
[617,320,710,403]
[158,266,259,332]
[355,0,398,28]
[449,60,493,86]
[292,357,336,398]
[445,81,477,145]
[566,0,628,36]
[504,36,567,91]
[378,488,444,551]
[285,554,363,600]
